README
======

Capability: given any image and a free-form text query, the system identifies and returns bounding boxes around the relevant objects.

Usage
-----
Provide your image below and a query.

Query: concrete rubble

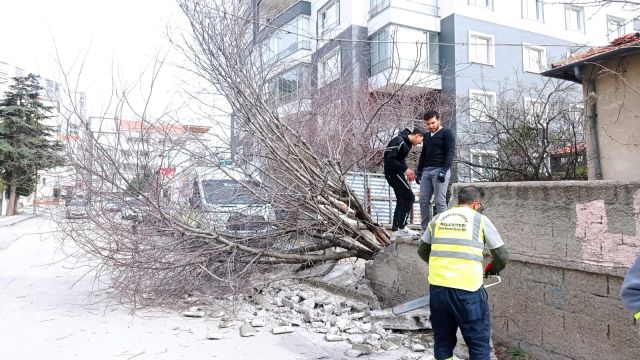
[178,260,497,359]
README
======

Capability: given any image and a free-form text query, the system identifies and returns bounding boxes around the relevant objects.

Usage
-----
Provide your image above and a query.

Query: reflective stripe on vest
[428,207,485,292]
[634,311,640,320]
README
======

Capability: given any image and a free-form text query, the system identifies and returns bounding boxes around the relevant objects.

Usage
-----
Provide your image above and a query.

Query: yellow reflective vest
[428,206,485,292]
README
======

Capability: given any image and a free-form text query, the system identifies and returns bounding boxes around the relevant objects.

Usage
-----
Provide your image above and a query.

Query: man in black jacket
[416,110,456,231]
[384,127,424,240]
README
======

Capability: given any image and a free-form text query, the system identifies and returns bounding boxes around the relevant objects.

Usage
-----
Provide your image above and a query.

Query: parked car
[188,167,275,234]
[65,199,89,219]
[103,200,123,213]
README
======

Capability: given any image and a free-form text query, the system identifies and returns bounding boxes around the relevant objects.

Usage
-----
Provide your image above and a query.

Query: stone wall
[366,181,640,359]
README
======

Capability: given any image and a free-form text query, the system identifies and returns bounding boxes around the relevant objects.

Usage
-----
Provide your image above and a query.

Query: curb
[0,214,38,227]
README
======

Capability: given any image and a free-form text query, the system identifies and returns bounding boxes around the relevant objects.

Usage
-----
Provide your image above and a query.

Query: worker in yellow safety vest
[418,185,509,360]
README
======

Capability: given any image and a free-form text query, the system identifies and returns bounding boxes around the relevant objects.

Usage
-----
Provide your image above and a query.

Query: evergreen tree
[0,74,64,215]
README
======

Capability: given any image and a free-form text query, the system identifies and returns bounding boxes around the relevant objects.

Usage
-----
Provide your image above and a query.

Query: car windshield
[69,200,87,206]
[202,179,265,205]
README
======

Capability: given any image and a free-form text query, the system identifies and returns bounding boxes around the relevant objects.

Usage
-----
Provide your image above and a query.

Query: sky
[0,0,226,127]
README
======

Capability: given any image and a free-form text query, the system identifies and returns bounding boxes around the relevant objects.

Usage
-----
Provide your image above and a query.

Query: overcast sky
[0,0,224,127]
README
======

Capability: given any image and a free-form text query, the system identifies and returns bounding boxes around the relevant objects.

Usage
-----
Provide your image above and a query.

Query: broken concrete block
[350,312,366,320]
[325,334,344,342]
[209,310,226,318]
[347,334,365,344]
[302,299,316,309]
[272,326,294,335]
[298,291,315,300]
[385,334,404,346]
[323,304,335,314]
[335,318,350,331]
[251,318,267,327]
[206,332,225,340]
[282,298,295,309]
[345,349,363,357]
[351,344,372,355]
[182,310,205,318]
[412,343,427,352]
[240,323,257,337]
[369,309,431,331]
[291,295,301,303]
[345,328,363,334]
[381,341,399,351]
[218,320,237,329]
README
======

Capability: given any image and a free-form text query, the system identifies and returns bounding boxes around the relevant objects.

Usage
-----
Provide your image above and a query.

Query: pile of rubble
[181,279,447,359]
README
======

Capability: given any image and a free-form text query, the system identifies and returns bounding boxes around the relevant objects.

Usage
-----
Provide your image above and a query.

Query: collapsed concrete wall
[366,181,640,360]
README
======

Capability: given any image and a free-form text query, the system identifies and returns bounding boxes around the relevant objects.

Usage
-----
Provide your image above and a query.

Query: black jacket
[416,128,455,177]
[383,128,413,175]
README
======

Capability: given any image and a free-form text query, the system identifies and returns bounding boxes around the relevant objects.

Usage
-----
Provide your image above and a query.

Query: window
[267,66,309,103]
[470,150,498,181]
[565,5,584,32]
[524,97,546,125]
[469,89,496,122]
[468,31,495,65]
[370,0,390,18]
[522,44,546,73]
[371,28,390,75]
[426,31,440,73]
[318,50,340,87]
[635,17,640,31]
[318,0,339,35]
[469,0,492,8]
[607,16,626,41]
[522,0,544,21]
[263,17,311,64]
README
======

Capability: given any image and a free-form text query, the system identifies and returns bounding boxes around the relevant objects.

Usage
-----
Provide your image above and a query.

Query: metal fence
[346,172,422,227]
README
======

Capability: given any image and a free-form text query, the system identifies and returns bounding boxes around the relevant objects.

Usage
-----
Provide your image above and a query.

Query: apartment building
[248,0,637,181]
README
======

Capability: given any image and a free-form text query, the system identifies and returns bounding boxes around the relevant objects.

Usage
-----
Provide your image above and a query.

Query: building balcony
[258,0,310,31]
[368,0,440,35]
[264,40,312,66]
[369,58,442,93]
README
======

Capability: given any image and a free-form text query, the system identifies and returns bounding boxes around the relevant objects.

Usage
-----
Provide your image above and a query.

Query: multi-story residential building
[245,0,636,182]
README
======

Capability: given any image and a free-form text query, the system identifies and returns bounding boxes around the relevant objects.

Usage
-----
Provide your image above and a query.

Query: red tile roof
[551,32,640,68]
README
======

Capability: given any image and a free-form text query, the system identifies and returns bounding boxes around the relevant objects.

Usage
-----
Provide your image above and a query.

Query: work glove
[484,262,499,277]
[437,170,446,183]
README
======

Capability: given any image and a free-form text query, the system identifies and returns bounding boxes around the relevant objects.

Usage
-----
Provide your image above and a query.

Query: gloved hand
[484,262,499,277]
[437,170,446,183]
[415,173,421,185]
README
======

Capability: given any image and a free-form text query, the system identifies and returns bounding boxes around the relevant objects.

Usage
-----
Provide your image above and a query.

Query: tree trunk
[7,174,17,216]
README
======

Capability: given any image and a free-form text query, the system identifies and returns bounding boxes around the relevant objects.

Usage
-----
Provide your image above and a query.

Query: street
[0,214,383,360]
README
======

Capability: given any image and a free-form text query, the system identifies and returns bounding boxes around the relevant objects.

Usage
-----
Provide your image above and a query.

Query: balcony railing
[371,57,440,76]
[259,0,308,29]
[369,0,439,19]
[369,0,391,18]
[265,40,312,66]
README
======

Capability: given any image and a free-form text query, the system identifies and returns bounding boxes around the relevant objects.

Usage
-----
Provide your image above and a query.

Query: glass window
[471,151,497,181]
[318,0,339,35]
[565,5,584,32]
[523,44,546,73]
[370,0,390,18]
[524,97,546,125]
[607,16,626,40]
[469,90,496,122]
[371,29,390,75]
[522,0,544,21]
[267,66,309,103]
[318,50,340,87]
[634,17,640,31]
[469,32,494,65]
[427,32,440,73]
[469,0,492,8]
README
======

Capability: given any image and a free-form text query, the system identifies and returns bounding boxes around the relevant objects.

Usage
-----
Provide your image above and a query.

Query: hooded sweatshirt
[383,128,413,175]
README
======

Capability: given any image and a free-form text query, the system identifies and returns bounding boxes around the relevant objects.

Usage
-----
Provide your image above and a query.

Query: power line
[205,6,637,49]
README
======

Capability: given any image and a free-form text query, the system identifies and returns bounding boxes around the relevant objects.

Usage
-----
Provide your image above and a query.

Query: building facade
[247,0,636,181]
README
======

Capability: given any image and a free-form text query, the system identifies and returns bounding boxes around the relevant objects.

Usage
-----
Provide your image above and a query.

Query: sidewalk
[0,212,38,227]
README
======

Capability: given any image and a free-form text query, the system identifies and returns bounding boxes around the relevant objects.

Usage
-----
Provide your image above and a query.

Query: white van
[188,167,275,234]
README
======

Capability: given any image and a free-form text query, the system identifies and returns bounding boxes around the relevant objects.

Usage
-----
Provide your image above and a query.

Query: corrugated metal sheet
[346,172,423,226]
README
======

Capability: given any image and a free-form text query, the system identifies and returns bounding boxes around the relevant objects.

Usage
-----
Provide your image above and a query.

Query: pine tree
[0,74,64,215]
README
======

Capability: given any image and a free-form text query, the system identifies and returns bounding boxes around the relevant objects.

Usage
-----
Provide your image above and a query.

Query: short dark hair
[457,185,485,205]
[423,110,440,121]
[412,126,426,135]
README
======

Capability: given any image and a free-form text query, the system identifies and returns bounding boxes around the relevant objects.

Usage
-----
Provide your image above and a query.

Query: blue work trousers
[429,284,491,360]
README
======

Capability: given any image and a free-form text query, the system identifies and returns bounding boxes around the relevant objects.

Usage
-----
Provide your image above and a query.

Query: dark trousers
[385,172,415,231]
[429,284,491,360]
